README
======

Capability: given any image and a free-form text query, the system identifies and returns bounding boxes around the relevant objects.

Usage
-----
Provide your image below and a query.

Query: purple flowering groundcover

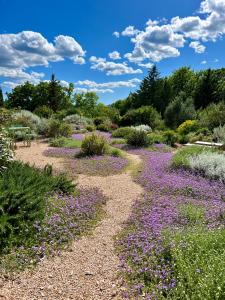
[117,149,225,299]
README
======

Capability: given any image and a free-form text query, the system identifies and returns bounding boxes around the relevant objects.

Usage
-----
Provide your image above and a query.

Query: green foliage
[81,133,108,156]
[148,132,165,144]
[165,227,225,300]
[111,138,126,145]
[213,125,225,144]
[34,105,54,118]
[0,108,12,126]
[164,92,196,129]
[63,114,92,130]
[171,146,213,169]
[177,120,199,135]
[49,137,82,148]
[45,119,72,138]
[121,106,163,129]
[112,127,135,138]
[86,125,95,132]
[108,147,123,157]
[0,87,4,107]
[74,92,99,117]
[163,130,179,146]
[93,117,105,126]
[0,161,74,252]
[6,75,73,112]
[11,110,47,135]
[127,130,149,147]
[97,123,110,132]
[199,102,225,130]
[0,130,13,173]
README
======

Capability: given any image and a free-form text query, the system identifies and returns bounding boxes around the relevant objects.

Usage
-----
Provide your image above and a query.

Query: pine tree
[195,69,216,109]
[0,86,4,107]
[136,65,160,108]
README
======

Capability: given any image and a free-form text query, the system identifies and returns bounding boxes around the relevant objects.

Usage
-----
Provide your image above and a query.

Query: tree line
[1,66,225,129]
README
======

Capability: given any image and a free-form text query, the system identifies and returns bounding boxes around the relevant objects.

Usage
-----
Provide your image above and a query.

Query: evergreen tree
[194,69,216,109]
[135,65,160,108]
[0,86,4,107]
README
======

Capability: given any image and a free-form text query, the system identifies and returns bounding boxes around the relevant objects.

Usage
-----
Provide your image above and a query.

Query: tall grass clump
[127,130,149,147]
[81,133,108,156]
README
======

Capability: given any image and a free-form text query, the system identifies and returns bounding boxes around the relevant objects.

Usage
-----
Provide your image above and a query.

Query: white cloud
[108,51,121,60]
[122,0,225,64]
[189,41,206,53]
[201,60,207,64]
[124,23,185,63]
[214,58,219,62]
[89,56,142,76]
[113,31,120,38]
[0,31,86,89]
[121,26,140,37]
[75,87,114,94]
[171,0,225,42]
[75,78,141,89]
[0,31,85,70]
[54,35,85,64]
[138,62,154,68]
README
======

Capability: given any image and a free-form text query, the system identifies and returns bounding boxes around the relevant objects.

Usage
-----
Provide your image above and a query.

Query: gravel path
[0,143,143,299]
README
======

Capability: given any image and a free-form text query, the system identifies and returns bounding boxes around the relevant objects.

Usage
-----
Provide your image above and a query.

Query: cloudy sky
[0,0,225,104]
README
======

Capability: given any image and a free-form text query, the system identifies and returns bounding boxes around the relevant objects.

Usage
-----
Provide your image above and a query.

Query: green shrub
[34,105,54,118]
[63,114,92,129]
[108,147,123,157]
[213,125,225,144]
[0,108,12,127]
[148,132,165,145]
[111,138,126,145]
[46,119,72,138]
[0,130,13,173]
[177,120,199,135]
[97,123,110,132]
[171,146,214,169]
[163,130,179,146]
[0,161,74,252]
[81,134,108,156]
[120,106,163,129]
[12,110,46,134]
[86,125,95,132]
[93,117,105,126]
[127,130,149,147]
[112,127,135,138]
[49,137,67,147]
[199,102,225,130]
[164,92,196,129]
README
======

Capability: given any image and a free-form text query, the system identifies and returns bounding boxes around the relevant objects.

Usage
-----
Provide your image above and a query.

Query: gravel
[1,143,143,299]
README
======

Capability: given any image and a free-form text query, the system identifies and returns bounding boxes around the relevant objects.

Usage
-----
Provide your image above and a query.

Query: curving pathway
[0,143,143,300]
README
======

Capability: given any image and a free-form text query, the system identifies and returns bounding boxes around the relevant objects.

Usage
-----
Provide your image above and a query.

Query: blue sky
[0,0,225,104]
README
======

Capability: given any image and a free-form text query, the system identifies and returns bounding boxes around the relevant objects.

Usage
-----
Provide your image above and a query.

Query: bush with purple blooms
[117,149,225,299]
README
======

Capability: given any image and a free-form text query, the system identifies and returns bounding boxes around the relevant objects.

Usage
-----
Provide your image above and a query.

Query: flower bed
[117,149,225,299]
[69,155,128,176]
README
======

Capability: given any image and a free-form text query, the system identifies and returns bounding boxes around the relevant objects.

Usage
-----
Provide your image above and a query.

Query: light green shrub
[46,119,72,138]
[81,134,108,156]
[112,127,135,138]
[127,130,149,147]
